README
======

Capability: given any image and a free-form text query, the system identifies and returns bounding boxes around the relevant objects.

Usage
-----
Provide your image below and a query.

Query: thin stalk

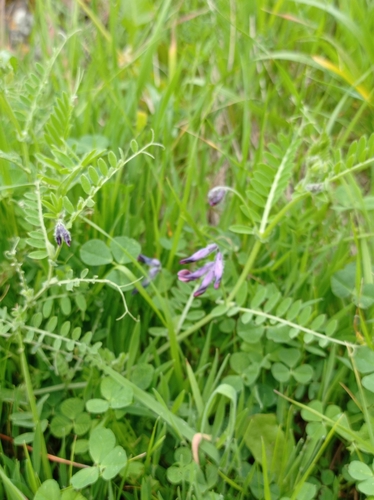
[157,312,214,357]
[176,285,199,334]
[329,157,374,182]
[17,331,51,479]
[262,193,309,239]
[164,308,184,386]
[227,239,262,302]
[235,307,356,348]
[166,136,198,269]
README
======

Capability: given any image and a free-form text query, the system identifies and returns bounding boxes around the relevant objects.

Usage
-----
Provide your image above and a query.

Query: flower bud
[208,186,226,206]
[54,222,71,247]
[179,244,218,264]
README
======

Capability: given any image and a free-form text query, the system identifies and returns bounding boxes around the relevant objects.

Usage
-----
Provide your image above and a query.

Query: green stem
[262,193,309,239]
[17,331,51,479]
[166,136,198,269]
[165,316,184,385]
[176,285,198,334]
[329,157,374,182]
[18,333,38,421]
[227,239,262,302]
[157,312,214,357]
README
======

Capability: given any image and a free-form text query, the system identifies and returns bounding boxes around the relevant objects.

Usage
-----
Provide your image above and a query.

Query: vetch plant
[178,244,224,297]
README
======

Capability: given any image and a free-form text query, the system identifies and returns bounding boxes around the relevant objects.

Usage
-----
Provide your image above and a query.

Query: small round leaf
[86,399,109,414]
[110,236,141,264]
[89,427,116,464]
[34,479,61,500]
[348,460,373,481]
[271,362,290,382]
[101,377,133,408]
[101,446,127,480]
[70,466,99,489]
[50,414,73,438]
[80,239,112,266]
[292,364,314,384]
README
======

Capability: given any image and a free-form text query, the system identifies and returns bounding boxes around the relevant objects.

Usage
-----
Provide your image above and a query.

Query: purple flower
[132,253,161,294]
[194,265,215,297]
[179,243,218,264]
[138,254,161,268]
[54,222,71,247]
[208,187,226,206]
[177,262,214,283]
[178,246,224,297]
[213,252,224,288]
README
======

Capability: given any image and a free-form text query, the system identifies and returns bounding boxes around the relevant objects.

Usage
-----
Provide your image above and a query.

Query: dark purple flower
[208,187,226,206]
[132,253,161,294]
[54,222,71,247]
[180,243,218,264]
[138,254,161,268]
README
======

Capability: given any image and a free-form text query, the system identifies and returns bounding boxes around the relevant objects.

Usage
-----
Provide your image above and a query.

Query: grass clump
[1,1,374,499]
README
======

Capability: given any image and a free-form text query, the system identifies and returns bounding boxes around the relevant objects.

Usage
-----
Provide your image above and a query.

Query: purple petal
[177,262,214,283]
[54,223,63,246]
[149,266,161,280]
[132,260,161,295]
[213,252,224,289]
[63,229,71,247]
[138,254,161,267]
[193,267,215,297]
[179,244,218,264]
[177,270,193,283]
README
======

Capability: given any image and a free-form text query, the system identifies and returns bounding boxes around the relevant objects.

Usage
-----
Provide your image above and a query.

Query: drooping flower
[178,245,224,297]
[132,254,161,294]
[177,262,214,283]
[138,254,161,268]
[193,265,215,297]
[54,222,71,247]
[179,243,218,264]
[207,186,227,206]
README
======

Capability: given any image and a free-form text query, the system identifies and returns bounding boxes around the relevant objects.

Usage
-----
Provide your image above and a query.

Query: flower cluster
[132,254,161,294]
[57,188,226,301]
[54,222,71,247]
[178,243,224,297]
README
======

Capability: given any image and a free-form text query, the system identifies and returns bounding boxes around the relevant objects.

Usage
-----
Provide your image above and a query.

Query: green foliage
[70,427,127,488]
[349,461,374,496]
[2,0,374,499]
